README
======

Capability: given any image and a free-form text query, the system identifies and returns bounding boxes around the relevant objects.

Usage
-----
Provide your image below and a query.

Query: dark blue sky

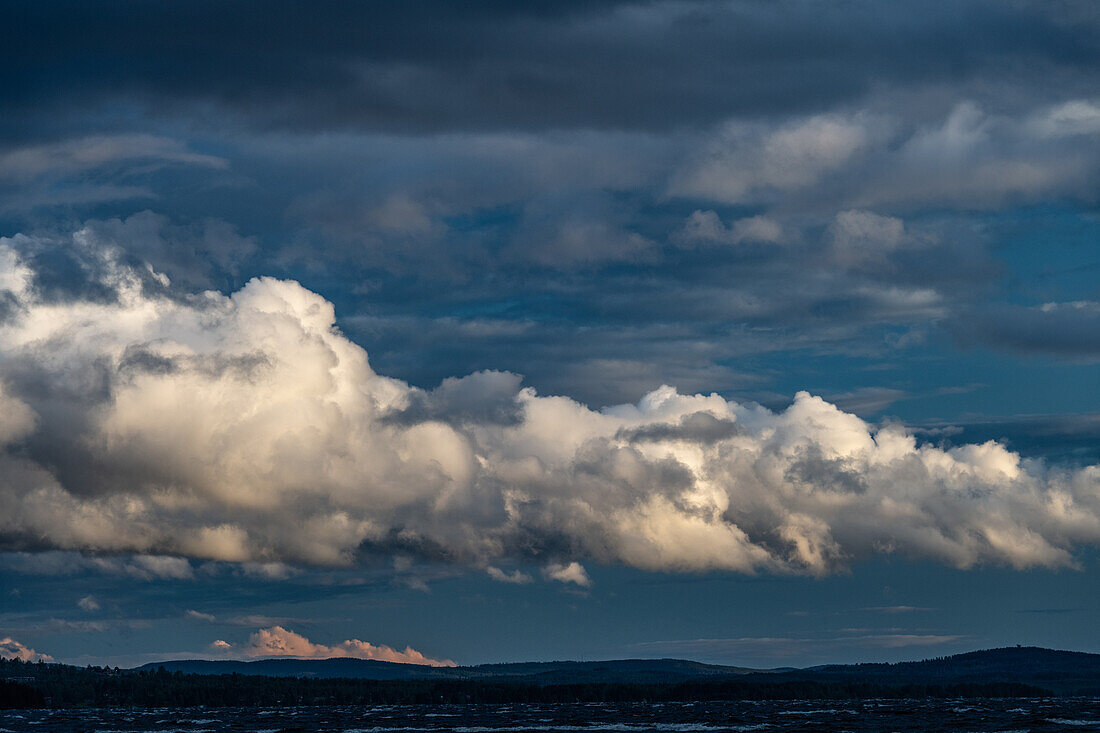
[0,0,1098,668]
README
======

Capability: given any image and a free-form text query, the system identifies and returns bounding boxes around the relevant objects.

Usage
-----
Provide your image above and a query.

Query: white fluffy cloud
[228,626,454,666]
[0,239,1099,578]
[543,562,592,587]
[0,637,53,662]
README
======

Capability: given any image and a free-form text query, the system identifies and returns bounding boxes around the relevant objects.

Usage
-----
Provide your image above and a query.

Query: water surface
[2,698,1099,732]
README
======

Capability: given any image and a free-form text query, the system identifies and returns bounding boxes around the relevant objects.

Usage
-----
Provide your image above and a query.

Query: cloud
[543,562,592,587]
[861,606,935,614]
[630,633,964,663]
[950,300,1100,358]
[0,135,225,181]
[0,637,52,662]
[671,115,869,203]
[77,595,100,612]
[8,1,1096,136]
[227,615,316,628]
[128,556,193,579]
[186,610,216,622]
[0,5,1096,424]
[825,388,909,416]
[0,551,193,581]
[75,212,257,289]
[917,411,1100,467]
[674,210,783,247]
[0,241,1098,578]
[37,619,110,634]
[238,562,295,580]
[235,626,454,666]
[508,193,657,267]
[486,567,533,584]
[828,210,908,267]
[1029,100,1100,138]
[0,137,229,215]
[672,101,1100,209]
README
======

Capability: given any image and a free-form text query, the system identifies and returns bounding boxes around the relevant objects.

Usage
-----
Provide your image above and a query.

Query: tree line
[0,657,1051,709]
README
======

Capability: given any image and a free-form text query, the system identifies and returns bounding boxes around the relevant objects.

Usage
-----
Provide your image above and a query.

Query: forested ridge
[0,656,1065,709]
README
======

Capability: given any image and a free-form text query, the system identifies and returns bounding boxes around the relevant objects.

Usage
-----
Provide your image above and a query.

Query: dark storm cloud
[2,1,1098,137]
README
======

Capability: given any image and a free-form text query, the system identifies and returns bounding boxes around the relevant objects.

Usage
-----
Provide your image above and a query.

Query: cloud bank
[6,1,1097,135]
[0,237,1099,577]
[229,626,454,666]
[0,637,52,662]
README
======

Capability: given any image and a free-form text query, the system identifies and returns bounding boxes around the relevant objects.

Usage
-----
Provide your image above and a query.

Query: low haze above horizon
[1,0,1099,670]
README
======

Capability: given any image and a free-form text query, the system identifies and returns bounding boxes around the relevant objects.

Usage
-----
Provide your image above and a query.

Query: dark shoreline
[0,673,1063,710]
[5,647,1100,709]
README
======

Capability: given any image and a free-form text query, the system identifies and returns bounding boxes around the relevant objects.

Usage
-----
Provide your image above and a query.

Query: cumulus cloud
[0,239,1099,579]
[76,211,257,289]
[543,562,592,587]
[0,637,52,662]
[77,595,100,611]
[236,626,454,666]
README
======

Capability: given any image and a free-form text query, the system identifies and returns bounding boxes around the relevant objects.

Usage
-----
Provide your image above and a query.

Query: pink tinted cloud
[0,637,53,662]
[237,626,455,667]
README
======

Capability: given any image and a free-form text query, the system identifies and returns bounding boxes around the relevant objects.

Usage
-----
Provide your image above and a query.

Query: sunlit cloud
[229,626,455,666]
[0,238,1097,583]
[486,567,534,584]
[0,637,53,662]
[543,562,593,588]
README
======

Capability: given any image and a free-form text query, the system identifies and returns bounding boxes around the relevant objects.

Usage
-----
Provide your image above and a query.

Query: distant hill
[136,657,448,680]
[137,657,768,682]
[463,658,770,683]
[135,647,1100,693]
[6,647,1098,707]
[752,646,1100,695]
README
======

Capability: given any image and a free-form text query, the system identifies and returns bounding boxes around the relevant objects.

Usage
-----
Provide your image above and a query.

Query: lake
[2,699,1099,732]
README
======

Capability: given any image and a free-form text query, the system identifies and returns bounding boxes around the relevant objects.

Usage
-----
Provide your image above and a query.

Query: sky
[0,0,1099,669]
